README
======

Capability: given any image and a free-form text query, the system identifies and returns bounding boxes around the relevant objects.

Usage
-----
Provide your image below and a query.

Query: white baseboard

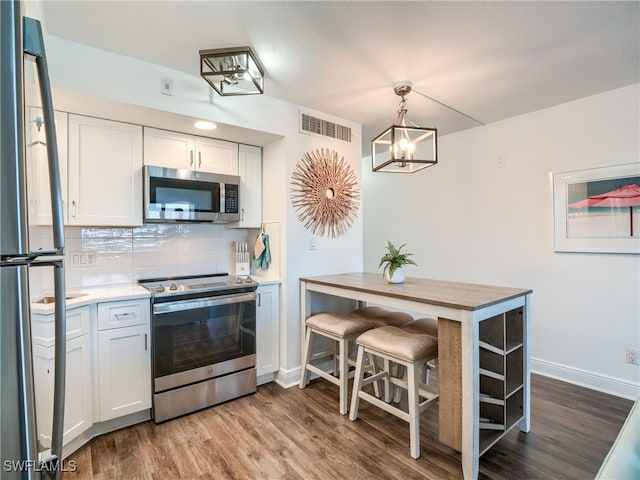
[531,357,640,400]
[275,366,302,389]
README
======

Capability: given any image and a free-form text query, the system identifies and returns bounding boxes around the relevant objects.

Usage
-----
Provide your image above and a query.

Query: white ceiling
[41,1,639,154]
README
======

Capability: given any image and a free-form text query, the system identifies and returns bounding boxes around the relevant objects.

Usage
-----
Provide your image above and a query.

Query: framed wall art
[552,162,640,254]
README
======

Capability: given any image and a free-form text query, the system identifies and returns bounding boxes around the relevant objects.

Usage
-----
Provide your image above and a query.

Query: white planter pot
[386,266,405,284]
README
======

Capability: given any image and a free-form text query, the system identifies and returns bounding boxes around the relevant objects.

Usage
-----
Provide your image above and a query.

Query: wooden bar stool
[299,313,377,415]
[398,317,439,397]
[349,326,439,459]
[350,307,414,400]
[349,306,414,327]
[401,317,437,337]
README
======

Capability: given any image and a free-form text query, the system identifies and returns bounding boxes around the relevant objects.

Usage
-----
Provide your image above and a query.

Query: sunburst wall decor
[290,148,360,238]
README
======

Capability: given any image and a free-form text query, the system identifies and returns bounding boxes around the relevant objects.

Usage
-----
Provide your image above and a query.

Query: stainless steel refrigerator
[1,1,67,479]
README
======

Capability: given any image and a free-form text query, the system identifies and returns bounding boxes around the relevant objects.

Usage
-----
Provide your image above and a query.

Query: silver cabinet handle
[190,150,194,167]
[114,312,136,320]
[198,151,202,168]
[241,208,245,222]
[257,293,261,307]
[72,200,76,218]
[144,333,148,351]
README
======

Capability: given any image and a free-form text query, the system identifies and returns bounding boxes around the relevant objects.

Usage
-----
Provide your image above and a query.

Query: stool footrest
[310,350,333,362]
[361,370,388,387]
[356,390,411,423]
[306,364,342,386]
[390,377,439,401]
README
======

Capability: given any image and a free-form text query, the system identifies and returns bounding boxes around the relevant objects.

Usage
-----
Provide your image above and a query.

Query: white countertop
[31,282,150,314]
[31,279,280,314]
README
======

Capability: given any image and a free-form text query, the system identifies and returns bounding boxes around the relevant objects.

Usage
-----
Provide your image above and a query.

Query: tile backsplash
[29,223,251,293]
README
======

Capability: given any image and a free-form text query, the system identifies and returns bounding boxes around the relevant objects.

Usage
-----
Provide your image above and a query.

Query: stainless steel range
[139,273,258,423]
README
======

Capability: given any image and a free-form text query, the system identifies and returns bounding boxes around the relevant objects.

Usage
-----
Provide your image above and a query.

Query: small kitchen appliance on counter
[139,273,257,422]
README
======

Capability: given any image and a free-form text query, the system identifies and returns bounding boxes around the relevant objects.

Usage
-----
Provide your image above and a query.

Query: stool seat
[349,306,413,327]
[306,313,375,337]
[401,317,438,338]
[357,326,437,362]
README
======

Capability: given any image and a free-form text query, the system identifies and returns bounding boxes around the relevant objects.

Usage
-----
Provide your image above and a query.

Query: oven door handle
[153,292,257,315]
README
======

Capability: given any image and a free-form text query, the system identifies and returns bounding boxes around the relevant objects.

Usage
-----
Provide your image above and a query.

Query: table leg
[461,313,479,480]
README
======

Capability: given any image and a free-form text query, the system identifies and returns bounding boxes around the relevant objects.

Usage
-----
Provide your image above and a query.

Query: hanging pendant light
[371,81,437,173]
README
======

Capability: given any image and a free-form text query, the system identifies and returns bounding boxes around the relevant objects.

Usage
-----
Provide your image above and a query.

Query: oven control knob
[246,277,252,283]
[156,285,165,293]
[235,277,243,284]
[169,283,178,291]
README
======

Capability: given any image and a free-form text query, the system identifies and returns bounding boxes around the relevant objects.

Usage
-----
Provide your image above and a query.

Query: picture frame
[552,163,640,254]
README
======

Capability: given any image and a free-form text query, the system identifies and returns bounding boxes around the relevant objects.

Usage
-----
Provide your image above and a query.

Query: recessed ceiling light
[194,120,218,131]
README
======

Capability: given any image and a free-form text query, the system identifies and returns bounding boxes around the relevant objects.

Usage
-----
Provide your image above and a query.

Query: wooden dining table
[299,272,533,480]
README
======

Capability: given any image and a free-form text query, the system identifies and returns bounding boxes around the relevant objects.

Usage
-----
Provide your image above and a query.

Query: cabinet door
[143,127,194,170]
[98,324,151,421]
[67,114,143,226]
[234,144,262,228]
[26,109,68,225]
[256,284,280,377]
[196,137,239,175]
[33,334,93,450]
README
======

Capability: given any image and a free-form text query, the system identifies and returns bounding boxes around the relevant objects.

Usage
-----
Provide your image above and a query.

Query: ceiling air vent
[300,112,352,143]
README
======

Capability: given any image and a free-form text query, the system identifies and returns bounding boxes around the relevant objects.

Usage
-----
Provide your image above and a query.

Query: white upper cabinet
[26,108,68,225]
[231,144,262,228]
[142,127,193,170]
[67,114,143,226]
[195,136,239,175]
[143,127,239,175]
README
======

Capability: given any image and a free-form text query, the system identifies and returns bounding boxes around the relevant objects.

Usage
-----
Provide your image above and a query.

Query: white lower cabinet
[32,306,93,451]
[97,299,151,421]
[256,283,280,378]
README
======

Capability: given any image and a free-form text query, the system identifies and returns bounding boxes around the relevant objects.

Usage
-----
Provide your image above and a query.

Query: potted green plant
[378,241,417,284]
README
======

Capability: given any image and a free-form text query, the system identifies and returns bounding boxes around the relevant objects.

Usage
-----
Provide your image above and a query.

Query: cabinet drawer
[98,299,150,330]
[32,305,91,346]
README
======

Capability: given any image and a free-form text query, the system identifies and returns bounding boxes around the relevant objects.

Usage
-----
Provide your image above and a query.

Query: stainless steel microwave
[144,165,240,223]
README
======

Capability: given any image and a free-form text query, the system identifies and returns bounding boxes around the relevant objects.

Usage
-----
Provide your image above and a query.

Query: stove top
[138,273,255,299]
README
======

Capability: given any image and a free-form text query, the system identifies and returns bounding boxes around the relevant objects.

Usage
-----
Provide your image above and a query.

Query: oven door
[152,291,257,393]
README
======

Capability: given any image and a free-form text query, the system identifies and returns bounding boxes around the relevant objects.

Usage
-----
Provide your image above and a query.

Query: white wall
[44,35,363,385]
[363,84,640,399]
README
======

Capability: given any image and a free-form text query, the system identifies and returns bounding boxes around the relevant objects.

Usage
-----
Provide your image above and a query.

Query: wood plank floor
[63,374,633,480]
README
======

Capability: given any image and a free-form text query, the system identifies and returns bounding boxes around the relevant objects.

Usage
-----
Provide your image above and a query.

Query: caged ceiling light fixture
[199,46,265,96]
[372,80,485,173]
[372,81,437,173]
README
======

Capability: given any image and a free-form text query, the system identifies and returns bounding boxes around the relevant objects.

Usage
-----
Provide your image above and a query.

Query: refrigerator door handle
[23,16,65,255]
[24,16,67,480]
